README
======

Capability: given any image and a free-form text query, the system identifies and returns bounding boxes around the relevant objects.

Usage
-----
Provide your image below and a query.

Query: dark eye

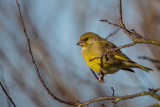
[83,38,88,41]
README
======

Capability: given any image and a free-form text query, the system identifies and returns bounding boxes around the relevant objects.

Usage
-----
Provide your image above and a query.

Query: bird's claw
[98,75,104,83]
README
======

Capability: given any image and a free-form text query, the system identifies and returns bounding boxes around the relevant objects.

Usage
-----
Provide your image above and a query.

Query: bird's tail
[124,61,153,72]
[134,63,153,72]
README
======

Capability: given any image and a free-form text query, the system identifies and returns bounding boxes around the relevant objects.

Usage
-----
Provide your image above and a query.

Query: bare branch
[111,87,117,106]
[100,19,120,27]
[77,89,160,107]
[0,82,16,107]
[15,0,76,106]
[101,0,160,51]
[118,0,135,40]
[131,29,143,39]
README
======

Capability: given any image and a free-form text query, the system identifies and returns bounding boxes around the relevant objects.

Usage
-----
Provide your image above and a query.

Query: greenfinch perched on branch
[77,32,152,82]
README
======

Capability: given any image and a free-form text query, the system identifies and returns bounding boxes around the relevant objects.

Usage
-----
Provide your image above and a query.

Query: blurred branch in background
[136,0,160,69]
[0,82,16,107]
[105,28,120,40]
[15,0,77,106]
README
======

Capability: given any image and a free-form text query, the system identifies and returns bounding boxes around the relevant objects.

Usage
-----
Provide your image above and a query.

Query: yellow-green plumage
[77,32,152,75]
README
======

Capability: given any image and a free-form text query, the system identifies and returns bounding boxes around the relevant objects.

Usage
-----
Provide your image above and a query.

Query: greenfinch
[77,32,152,82]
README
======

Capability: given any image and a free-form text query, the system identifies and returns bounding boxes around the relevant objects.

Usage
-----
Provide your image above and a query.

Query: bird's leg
[98,72,104,83]
[98,56,105,83]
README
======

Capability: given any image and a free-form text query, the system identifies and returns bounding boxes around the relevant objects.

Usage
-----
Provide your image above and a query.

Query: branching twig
[131,29,143,39]
[0,82,16,107]
[77,89,160,107]
[100,19,120,27]
[100,0,160,49]
[111,87,116,107]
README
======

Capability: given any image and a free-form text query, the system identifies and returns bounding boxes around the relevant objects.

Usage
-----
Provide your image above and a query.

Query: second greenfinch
[77,32,152,82]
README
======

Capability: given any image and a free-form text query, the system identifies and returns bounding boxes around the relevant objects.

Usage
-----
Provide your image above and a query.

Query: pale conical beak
[76,40,85,46]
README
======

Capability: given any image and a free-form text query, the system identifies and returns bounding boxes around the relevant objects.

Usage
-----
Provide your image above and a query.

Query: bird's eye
[83,38,88,41]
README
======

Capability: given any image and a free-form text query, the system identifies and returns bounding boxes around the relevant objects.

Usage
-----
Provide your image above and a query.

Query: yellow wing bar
[114,55,129,61]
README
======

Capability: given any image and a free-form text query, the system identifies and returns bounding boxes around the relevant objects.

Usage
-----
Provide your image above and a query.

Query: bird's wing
[114,51,130,61]
[100,40,131,62]
[88,41,108,56]
[88,40,131,63]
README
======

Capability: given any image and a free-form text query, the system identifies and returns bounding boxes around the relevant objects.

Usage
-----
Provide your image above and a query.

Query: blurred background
[0,0,160,107]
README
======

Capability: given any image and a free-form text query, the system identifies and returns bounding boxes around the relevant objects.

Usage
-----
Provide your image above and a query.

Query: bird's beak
[76,40,85,46]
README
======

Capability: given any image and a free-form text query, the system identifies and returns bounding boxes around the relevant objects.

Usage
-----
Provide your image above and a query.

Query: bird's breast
[81,46,102,72]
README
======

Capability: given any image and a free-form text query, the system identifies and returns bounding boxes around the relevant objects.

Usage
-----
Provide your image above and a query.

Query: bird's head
[77,32,101,47]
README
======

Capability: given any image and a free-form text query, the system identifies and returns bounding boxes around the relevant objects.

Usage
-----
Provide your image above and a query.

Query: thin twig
[111,87,115,97]
[105,42,136,53]
[89,42,136,62]
[90,68,99,80]
[15,0,76,106]
[111,87,116,107]
[0,82,16,107]
[118,0,135,40]
[100,19,120,27]
[131,29,143,39]
[149,88,160,93]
